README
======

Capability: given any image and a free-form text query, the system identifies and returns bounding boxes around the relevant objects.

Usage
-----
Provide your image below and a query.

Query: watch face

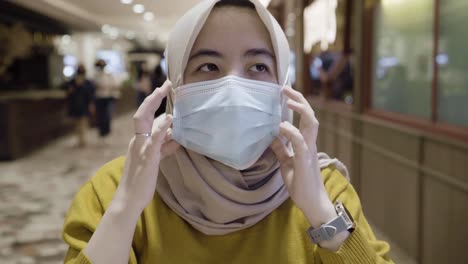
[342,211,354,227]
[336,201,355,227]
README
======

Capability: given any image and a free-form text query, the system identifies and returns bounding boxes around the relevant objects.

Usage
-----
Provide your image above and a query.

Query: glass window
[437,1,468,127]
[372,0,433,119]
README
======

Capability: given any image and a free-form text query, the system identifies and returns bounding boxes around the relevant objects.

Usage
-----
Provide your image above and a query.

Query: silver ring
[135,132,152,137]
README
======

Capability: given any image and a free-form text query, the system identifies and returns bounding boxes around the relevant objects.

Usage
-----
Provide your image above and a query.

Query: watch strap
[307,214,349,243]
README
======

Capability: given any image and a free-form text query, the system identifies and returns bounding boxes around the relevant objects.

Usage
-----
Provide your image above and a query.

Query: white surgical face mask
[172,75,284,170]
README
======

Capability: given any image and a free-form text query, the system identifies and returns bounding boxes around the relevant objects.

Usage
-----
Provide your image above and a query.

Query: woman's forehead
[189,6,274,56]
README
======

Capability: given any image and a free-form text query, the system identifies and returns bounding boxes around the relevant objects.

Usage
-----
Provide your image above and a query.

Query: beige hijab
[156,0,349,235]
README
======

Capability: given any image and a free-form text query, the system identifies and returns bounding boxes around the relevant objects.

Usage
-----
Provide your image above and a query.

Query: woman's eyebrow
[244,48,275,59]
[188,49,223,62]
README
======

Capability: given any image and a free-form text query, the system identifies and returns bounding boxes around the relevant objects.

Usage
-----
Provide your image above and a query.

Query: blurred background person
[134,63,152,107]
[94,59,119,145]
[151,61,167,117]
[66,64,95,148]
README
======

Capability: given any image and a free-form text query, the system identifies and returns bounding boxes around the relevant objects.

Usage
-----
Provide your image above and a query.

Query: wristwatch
[307,201,355,244]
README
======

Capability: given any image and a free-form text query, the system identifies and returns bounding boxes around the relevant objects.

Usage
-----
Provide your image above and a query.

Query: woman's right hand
[113,80,180,214]
[83,81,179,264]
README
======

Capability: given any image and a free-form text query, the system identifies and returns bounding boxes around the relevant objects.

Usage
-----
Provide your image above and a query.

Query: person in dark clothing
[151,62,167,117]
[94,59,119,145]
[66,64,95,147]
[134,63,152,107]
[318,51,353,101]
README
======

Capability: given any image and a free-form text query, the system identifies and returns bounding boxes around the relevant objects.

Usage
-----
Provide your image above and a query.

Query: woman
[134,63,153,107]
[94,59,119,144]
[151,62,167,117]
[62,1,393,263]
[66,64,95,147]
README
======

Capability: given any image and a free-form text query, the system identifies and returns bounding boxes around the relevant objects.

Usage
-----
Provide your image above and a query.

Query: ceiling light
[120,0,133,4]
[133,4,145,14]
[143,12,154,21]
[63,66,75,78]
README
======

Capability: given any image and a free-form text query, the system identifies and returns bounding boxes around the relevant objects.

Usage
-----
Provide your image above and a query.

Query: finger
[270,137,293,163]
[146,115,173,161]
[163,128,173,143]
[136,81,171,121]
[286,98,319,141]
[271,137,295,187]
[286,99,307,115]
[161,140,181,159]
[139,139,152,158]
[279,122,309,161]
[137,115,172,162]
[283,89,319,150]
[283,86,317,121]
[282,85,308,104]
[152,115,173,144]
[133,80,172,134]
[126,137,138,165]
[128,135,148,161]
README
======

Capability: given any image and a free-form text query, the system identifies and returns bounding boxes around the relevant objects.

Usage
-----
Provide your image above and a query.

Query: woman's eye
[198,63,219,72]
[250,64,269,73]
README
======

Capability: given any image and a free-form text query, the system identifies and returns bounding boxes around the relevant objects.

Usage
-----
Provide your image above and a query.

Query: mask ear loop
[278,67,294,156]
[280,66,293,118]
[279,67,290,114]
[164,72,182,124]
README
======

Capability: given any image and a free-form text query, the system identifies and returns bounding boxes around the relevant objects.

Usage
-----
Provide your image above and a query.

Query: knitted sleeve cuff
[316,227,377,264]
[74,251,93,264]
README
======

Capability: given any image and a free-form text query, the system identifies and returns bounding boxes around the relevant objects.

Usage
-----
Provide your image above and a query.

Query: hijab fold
[156,0,349,235]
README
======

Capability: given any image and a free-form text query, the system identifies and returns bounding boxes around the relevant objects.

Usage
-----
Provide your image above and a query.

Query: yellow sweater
[62,157,393,264]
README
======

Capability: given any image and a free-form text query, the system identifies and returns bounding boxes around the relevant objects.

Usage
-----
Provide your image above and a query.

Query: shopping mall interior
[0,0,467,263]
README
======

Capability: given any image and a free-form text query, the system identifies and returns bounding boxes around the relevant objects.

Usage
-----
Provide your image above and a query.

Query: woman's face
[184,6,278,85]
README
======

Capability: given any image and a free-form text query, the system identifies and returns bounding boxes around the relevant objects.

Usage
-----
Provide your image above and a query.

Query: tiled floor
[0,113,133,264]
[0,112,416,263]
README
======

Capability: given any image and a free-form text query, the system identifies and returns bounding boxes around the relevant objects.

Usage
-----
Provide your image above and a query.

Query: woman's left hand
[270,86,337,229]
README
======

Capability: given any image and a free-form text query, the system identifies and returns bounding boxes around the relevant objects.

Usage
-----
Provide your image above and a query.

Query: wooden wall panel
[422,178,468,264]
[421,177,450,263]
[451,148,468,183]
[316,109,326,152]
[319,110,338,156]
[336,114,354,181]
[422,140,468,264]
[337,135,353,175]
[450,190,468,262]
[424,141,453,177]
[313,105,468,263]
[360,146,420,259]
[362,122,420,162]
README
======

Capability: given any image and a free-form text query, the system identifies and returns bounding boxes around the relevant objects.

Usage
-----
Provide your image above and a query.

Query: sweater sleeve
[62,174,139,263]
[316,168,394,264]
